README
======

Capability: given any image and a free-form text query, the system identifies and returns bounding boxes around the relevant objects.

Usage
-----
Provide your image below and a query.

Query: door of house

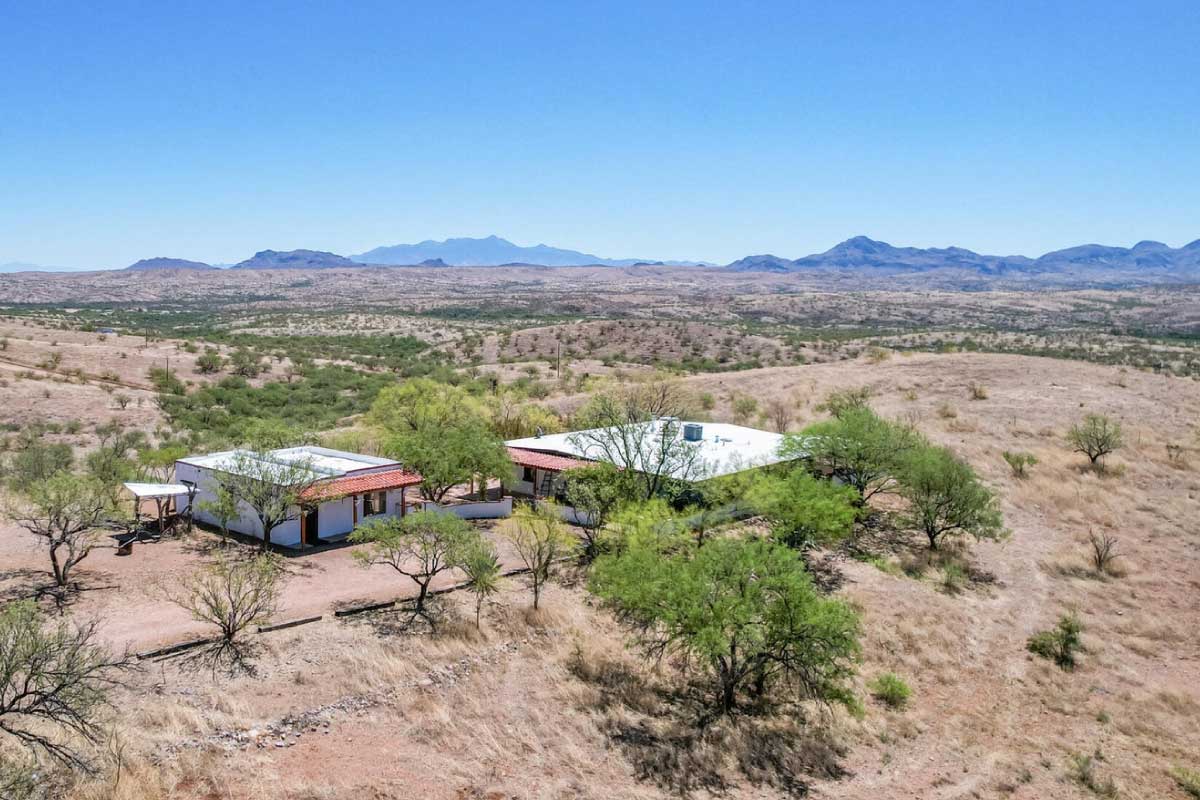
[303,506,319,546]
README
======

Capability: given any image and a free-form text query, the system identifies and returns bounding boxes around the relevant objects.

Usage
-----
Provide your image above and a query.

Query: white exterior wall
[318,496,355,538]
[178,462,415,549]
[178,461,305,546]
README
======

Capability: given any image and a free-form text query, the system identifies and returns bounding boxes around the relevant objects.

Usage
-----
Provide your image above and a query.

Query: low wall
[418,496,513,520]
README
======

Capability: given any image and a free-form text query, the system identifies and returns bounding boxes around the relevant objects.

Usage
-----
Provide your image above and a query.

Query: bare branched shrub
[967,381,988,400]
[764,398,793,433]
[168,554,283,672]
[0,601,134,773]
[1087,532,1120,577]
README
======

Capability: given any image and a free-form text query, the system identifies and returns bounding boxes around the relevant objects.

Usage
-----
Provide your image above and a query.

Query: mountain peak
[233,249,357,270]
[351,236,707,268]
[126,256,215,271]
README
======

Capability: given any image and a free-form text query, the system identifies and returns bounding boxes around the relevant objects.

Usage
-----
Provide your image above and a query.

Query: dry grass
[4,349,1194,800]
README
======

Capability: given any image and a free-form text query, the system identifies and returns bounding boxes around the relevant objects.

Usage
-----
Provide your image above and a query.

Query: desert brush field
[0,284,1197,800]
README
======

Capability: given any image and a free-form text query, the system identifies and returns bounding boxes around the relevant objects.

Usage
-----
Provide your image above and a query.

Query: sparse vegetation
[168,553,283,671]
[1002,450,1037,477]
[504,502,575,610]
[1170,765,1200,798]
[1027,613,1084,670]
[1067,413,1123,469]
[1087,532,1120,577]
[868,673,912,709]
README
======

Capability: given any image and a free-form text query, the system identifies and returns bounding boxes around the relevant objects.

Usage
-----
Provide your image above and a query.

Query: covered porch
[298,468,423,547]
[504,447,591,500]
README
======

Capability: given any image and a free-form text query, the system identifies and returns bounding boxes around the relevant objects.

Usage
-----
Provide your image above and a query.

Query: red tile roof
[302,469,423,501]
[507,447,591,472]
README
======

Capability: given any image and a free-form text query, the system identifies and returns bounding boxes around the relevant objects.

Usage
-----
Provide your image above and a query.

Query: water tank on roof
[683,423,704,442]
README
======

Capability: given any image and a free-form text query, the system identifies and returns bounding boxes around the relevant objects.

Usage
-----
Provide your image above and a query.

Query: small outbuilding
[176,446,423,548]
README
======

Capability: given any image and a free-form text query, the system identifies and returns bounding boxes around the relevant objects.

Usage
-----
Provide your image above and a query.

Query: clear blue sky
[2,1,1198,268]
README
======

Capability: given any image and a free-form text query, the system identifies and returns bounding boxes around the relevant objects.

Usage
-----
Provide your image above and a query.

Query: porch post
[400,486,406,517]
[352,494,358,527]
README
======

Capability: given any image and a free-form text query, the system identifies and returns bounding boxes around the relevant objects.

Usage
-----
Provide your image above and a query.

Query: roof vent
[683,423,704,442]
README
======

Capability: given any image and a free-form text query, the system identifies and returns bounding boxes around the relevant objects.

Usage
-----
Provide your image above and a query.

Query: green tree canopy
[746,468,859,550]
[1066,413,1123,467]
[369,380,510,502]
[897,446,1005,550]
[591,537,860,714]
[562,462,637,559]
[787,408,923,504]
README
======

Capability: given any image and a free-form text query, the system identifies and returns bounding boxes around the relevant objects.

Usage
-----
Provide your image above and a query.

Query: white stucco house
[504,420,793,500]
[176,446,423,548]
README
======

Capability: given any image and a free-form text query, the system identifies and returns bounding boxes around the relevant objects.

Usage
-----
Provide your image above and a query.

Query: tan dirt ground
[3,351,1197,799]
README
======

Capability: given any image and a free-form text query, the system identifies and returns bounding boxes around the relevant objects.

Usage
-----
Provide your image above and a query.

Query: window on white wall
[363,491,387,516]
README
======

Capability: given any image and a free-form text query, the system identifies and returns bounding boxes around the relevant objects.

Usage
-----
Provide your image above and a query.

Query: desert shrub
[967,381,988,400]
[169,554,283,671]
[1002,450,1037,478]
[939,563,967,595]
[146,366,185,395]
[352,511,478,625]
[1027,613,1084,670]
[868,673,911,709]
[745,468,858,550]
[504,502,575,609]
[699,392,715,411]
[1170,765,1200,798]
[0,600,133,772]
[196,347,223,374]
[763,397,793,432]
[1067,414,1123,468]
[732,394,758,424]
[819,387,872,418]
[1166,443,1186,467]
[1087,532,1120,577]
[937,402,958,419]
[865,346,891,364]
[1068,752,1118,798]
[789,408,924,504]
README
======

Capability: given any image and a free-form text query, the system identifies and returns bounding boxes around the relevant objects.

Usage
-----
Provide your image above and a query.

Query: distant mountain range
[127,257,216,271]
[0,261,84,273]
[727,236,1200,280]
[351,235,709,267]
[8,234,1200,287]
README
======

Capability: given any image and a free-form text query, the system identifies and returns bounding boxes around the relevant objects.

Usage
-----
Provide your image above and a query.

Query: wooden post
[400,486,406,517]
[352,494,358,527]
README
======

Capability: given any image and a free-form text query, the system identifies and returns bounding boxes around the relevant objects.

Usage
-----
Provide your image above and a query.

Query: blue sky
[2,1,1198,268]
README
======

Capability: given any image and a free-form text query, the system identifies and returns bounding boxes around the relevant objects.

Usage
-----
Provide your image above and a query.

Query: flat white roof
[123,482,192,499]
[178,445,399,481]
[507,420,790,480]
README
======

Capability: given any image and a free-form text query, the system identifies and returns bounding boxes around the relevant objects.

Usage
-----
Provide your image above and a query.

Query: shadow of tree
[567,645,846,796]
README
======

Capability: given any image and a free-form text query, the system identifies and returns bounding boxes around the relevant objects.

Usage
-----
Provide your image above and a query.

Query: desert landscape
[0,271,1197,800]
[5,5,1199,798]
